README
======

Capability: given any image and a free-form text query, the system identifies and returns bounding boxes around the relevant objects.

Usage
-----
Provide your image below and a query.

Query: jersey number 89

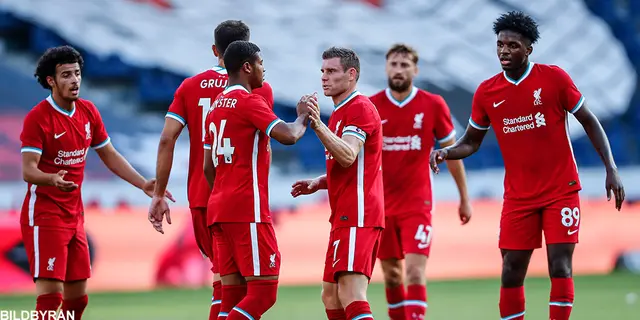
[560,207,580,228]
[208,119,235,166]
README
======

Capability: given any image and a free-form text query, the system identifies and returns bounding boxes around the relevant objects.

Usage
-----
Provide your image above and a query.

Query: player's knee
[35,278,64,296]
[405,263,426,285]
[548,258,572,278]
[381,259,403,288]
[501,257,528,287]
[321,286,340,308]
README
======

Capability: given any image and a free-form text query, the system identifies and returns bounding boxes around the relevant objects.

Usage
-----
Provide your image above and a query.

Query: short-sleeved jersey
[369,87,455,216]
[166,66,274,209]
[469,62,583,202]
[326,92,385,230]
[203,84,282,225]
[20,96,110,228]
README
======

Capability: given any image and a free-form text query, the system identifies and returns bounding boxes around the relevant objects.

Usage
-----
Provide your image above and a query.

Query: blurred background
[0,0,639,319]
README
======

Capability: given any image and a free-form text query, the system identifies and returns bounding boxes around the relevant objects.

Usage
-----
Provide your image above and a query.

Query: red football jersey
[370,87,455,216]
[166,66,273,209]
[469,62,583,202]
[326,92,385,230]
[20,96,110,228]
[203,85,281,225]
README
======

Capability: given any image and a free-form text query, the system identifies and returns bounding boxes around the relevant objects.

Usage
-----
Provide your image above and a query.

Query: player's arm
[21,152,77,191]
[153,118,183,198]
[95,143,149,191]
[269,115,308,145]
[291,174,327,197]
[203,145,216,190]
[248,94,310,146]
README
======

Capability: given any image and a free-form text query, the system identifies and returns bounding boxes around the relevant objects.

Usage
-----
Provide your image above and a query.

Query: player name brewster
[55,148,88,166]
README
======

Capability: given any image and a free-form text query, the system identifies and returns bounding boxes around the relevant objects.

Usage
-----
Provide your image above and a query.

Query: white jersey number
[208,119,235,166]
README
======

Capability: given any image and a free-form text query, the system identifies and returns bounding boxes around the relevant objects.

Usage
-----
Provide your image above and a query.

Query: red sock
[210,281,222,320]
[499,286,525,320]
[345,301,373,320]
[550,278,574,320]
[406,284,427,320]
[36,293,62,319]
[326,308,346,320]
[218,284,246,319]
[385,285,406,320]
[227,280,278,320]
[61,295,88,320]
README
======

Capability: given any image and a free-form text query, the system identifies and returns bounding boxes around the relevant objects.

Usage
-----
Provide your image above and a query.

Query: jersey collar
[334,90,361,111]
[223,84,249,94]
[212,65,227,75]
[503,62,535,85]
[46,95,76,117]
[385,86,418,108]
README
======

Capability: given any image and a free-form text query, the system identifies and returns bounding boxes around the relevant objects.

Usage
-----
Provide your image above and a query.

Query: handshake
[296,92,322,129]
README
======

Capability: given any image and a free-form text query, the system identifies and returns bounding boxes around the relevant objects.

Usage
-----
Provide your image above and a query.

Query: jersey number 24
[208,119,235,166]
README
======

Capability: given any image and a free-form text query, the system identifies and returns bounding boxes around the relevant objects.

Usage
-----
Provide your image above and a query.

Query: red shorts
[500,191,581,250]
[190,208,218,273]
[323,227,382,283]
[212,222,280,277]
[378,212,432,260]
[21,222,91,282]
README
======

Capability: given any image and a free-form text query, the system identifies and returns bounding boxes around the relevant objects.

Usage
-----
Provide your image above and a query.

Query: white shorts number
[414,224,433,249]
[332,239,340,262]
[560,207,580,228]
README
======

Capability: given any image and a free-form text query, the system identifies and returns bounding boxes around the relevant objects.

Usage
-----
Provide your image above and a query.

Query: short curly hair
[493,11,540,44]
[34,45,84,90]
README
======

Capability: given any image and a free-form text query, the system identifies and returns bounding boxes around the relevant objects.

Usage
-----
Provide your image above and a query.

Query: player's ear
[348,67,357,82]
[527,45,533,57]
[46,75,55,89]
[212,45,220,58]
[242,61,252,74]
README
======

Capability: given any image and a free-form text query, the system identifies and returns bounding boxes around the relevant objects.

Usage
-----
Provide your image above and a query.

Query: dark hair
[223,40,261,74]
[214,20,250,55]
[322,47,360,81]
[493,11,540,44]
[34,45,84,90]
[386,43,418,64]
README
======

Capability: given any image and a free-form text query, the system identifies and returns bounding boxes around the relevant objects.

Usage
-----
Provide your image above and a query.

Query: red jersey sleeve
[244,94,283,137]
[342,101,378,143]
[20,109,45,155]
[552,66,585,114]
[203,112,213,151]
[432,95,456,143]
[469,82,491,130]
[89,105,111,149]
[166,80,187,126]
[254,82,275,109]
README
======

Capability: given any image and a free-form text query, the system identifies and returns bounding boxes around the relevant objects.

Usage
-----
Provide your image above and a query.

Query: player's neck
[227,78,252,92]
[331,86,357,106]
[217,58,225,68]
[51,91,74,111]
[505,60,529,82]
[389,86,413,102]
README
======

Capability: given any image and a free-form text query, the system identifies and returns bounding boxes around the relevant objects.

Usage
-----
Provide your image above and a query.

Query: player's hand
[605,167,625,210]
[459,200,472,225]
[291,178,321,197]
[429,148,448,174]
[306,94,322,130]
[142,179,176,202]
[50,170,78,192]
[296,94,311,117]
[148,195,172,234]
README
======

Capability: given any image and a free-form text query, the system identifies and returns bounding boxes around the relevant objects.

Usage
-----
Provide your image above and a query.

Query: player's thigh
[66,223,92,282]
[325,227,383,283]
[377,215,403,261]
[212,224,240,277]
[398,212,433,257]
[21,225,73,281]
[499,201,543,250]
[542,192,581,245]
[224,222,281,278]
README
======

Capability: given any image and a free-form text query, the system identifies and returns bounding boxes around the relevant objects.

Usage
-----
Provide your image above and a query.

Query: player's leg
[62,224,92,319]
[400,213,433,319]
[212,224,247,319]
[543,192,581,320]
[499,203,542,320]
[225,223,280,320]
[22,225,71,318]
[191,208,222,319]
[378,216,406,320]
[334,227,382,320]
[322,229,346,320]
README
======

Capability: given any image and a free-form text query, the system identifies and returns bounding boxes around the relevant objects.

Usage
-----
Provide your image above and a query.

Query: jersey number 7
[208,119,235,166]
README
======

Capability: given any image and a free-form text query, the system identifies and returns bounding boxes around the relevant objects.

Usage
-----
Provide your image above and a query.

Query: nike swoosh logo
[332,259,341,268]
[418,243,429,249]
[567,229,578,235]
[54,132,66,139]
[493,100,505,108]
[381,119,388,125]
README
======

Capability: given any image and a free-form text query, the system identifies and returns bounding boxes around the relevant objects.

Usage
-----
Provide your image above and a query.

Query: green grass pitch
[1,273,638,319]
